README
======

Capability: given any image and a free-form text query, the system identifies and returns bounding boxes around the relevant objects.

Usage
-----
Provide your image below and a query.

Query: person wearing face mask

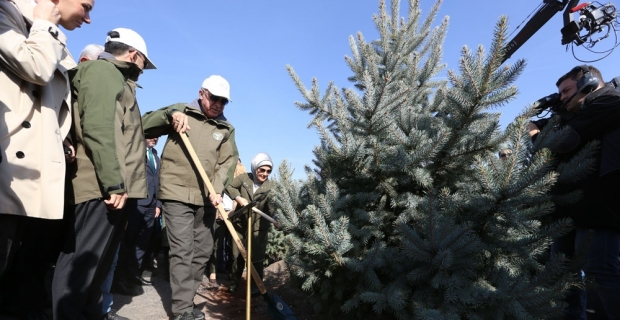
[74,42,129,320]
[225,152,276,296]
[52,27,156,320]
[142,75,239,320]
[0,0,93,318]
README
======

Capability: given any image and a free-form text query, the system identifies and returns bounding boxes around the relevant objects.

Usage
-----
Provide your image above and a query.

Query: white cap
[105,28,156,69]
[201,75,231,101]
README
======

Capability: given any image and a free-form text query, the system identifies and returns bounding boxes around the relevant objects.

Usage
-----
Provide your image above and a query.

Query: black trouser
[116,203,156,284]
[207,219,230,275]
[0,214,22,282]
[52,199,132,320]
[0,214,66,317]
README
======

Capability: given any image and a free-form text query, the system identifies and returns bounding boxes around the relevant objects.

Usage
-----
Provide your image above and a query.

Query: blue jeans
[551,228,620,320]
[101,245,120,314]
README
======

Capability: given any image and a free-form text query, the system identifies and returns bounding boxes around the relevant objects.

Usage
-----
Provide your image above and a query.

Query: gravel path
[112,270,173,320]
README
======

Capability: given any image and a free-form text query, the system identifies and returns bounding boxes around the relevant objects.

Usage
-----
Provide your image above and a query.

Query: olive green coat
[226,173,274,233]
[142,101,238,206]
[68,58,147,204]
[226,173,274,280]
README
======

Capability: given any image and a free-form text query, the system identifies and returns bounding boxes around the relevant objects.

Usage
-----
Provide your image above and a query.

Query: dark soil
[195,260,316,320]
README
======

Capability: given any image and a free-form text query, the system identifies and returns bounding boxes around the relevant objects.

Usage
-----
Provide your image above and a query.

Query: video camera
[561,2,619,47]
[533,92,562,115]
[533,75,620,116]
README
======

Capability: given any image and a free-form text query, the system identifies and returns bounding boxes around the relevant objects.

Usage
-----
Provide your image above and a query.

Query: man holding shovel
[142,75,239,320]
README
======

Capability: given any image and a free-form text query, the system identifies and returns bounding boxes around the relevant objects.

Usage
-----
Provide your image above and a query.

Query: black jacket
[547,85,620,231]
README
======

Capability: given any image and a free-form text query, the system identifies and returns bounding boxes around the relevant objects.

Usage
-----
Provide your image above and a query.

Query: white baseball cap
[201,75,231,101]
[105,28,157,69]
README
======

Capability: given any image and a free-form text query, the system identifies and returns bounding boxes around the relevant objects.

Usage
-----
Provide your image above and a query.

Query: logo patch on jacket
[212,132,224,141]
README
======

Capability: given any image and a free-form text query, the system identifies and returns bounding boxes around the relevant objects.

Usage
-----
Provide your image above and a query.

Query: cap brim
[143,57,156,70]
[207,89,231,102]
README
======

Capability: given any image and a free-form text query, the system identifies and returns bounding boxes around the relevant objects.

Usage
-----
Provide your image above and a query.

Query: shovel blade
[263,292,297,320]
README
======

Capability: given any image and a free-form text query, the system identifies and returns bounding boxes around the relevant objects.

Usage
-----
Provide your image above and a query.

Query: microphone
[558,91,579,111]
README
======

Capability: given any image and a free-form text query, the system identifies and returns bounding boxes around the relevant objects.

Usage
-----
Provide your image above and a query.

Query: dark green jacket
[142,100,238,206]
[226,172,274,232]
[68,58,147,204]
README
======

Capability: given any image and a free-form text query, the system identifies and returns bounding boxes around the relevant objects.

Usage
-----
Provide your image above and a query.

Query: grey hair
[79,44,105,61]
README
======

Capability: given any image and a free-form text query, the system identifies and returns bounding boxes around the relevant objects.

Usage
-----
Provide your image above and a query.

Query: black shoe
[103,309,129,320]
[111,280,143,296]
[192,305,205,320]
[131,275,152,286]
[173,312,194,320]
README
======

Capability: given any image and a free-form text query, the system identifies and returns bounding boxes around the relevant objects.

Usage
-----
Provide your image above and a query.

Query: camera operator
[528,65,620,319]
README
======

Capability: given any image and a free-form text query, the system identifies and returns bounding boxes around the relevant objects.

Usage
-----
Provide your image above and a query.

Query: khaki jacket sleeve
[0,6,67,85]
[214,128,239,194]
[142,104,183,138]
[76,62,127,194]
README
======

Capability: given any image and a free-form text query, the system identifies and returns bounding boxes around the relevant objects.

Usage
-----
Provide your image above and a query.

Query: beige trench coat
[0,0,76,219]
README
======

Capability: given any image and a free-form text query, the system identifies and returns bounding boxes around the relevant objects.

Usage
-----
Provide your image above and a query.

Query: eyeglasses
[133,51,147,72]
[257,168,272,174]
[204,90,229,106]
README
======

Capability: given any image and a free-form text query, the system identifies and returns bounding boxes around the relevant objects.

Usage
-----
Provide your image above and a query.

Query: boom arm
[502,0,579,63]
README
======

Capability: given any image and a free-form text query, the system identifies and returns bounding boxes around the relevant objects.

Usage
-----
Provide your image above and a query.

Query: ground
[113,260,316,320]
[1,260,608,319]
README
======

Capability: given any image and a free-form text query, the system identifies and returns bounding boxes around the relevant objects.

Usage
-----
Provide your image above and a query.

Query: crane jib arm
[502,0,579,63]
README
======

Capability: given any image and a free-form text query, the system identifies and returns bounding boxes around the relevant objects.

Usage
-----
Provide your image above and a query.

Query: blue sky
[64,0,620,180]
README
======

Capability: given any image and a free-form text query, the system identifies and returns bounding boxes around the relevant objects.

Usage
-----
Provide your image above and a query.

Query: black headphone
[574,65,600,94]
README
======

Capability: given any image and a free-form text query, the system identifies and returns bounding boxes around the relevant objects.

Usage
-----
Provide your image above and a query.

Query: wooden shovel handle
[179,132,267,294]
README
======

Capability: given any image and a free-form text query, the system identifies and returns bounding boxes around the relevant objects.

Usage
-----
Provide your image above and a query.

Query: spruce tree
[265,224,287,265]
[272,0,578,318]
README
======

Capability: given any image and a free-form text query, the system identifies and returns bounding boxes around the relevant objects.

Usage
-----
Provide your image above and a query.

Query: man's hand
[209,193,222,207]
[63,138,75,163]
[235,196,249,207]
[527,122,540,137]
[33,0,61,25]
[171,112,190,133]
[155,207,161,219]
[104,192,128,210]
